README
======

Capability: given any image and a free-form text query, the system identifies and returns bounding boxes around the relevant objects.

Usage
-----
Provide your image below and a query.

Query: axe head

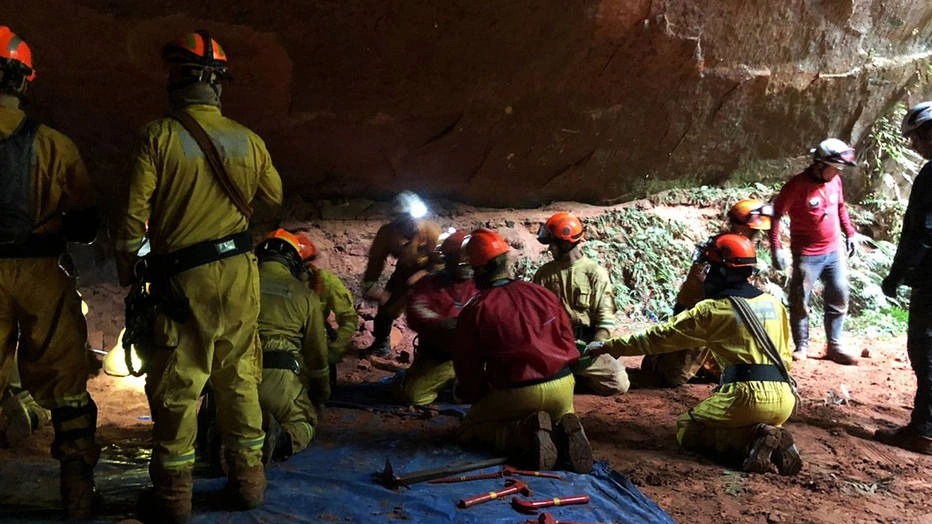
[379,459,403,489]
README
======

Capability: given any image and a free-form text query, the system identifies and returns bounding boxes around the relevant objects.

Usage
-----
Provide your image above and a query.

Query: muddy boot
[224,453,267,510]
[825,344,858,366]
[261,419,282,465]
[875,425,932,456]
[517,411,558,471]
[772,427,803,475]
[792,344,808,361]
[60,457,98,520]
[272,431,295,462]
[139,464,193,524]
[741,424,780,474]
[555,413,593,474]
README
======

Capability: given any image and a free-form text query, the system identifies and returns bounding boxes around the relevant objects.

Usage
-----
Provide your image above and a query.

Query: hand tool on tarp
[378,456,508,489]
[522,512,604,524]
[430,465,563,484]
[511,494,590,514]
[457,479,531,508]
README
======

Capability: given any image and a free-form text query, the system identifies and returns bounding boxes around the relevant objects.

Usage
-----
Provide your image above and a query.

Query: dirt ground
[2,200,930,523]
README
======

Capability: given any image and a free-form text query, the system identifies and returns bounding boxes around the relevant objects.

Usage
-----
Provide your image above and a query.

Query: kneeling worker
[453,228,593,473]
[587,234,802,475]
[255,230,330,461]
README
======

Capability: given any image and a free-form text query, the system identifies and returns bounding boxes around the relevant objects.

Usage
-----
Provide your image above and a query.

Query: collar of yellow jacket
[0,105,26,137]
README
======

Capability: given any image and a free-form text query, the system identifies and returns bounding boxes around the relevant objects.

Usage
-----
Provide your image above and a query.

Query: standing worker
[533,212,628,395]
[587,234,803,475]
[0,26,101,519]
[359,191,440,358]
[114,30,283,523]
[453,228,593,473]
[396,230,477,405]
[254,230,329,462]
[877,102,932,455]
[769,138,860,365]
[642,198,773,386]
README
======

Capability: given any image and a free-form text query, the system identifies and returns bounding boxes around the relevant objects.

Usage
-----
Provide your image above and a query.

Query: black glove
[881,274,900,299]
[846,237,857,257]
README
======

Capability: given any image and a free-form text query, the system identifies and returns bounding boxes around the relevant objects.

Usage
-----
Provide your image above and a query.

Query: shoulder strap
[169,110,254,219]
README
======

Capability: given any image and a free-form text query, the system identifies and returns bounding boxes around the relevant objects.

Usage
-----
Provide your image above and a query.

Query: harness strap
[146,231,251,278]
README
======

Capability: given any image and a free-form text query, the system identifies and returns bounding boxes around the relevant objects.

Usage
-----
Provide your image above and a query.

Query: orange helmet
[702,233,757,268]
[162,30,230,87]
[537,212,585,244]
[465,228,510,267]
[294,232,318,261]
[0,26,36,93]
[727,199,773,230]
[440,230,468,258]
[256,228,302,271]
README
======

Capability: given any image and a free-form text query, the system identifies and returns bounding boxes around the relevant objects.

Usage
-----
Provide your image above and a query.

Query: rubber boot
[139,464,193,524]
[555,413,593,474]
[60,456,98,520]
[224,452,267,510]
[517,411,558,471]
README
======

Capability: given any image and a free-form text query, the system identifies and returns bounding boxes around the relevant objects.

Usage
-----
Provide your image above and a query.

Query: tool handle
[512,494,590,511]
[506,469,563,479]
[458,486,520,508]
[429,471,502,484]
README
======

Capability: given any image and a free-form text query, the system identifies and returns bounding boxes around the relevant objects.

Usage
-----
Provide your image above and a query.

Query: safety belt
[728,296,801,414]
[169,110,254,219]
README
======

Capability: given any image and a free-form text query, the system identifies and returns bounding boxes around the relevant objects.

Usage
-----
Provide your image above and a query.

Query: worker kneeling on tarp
[255,229,330,462]
[452,228,593,474]
[588,234,803,475]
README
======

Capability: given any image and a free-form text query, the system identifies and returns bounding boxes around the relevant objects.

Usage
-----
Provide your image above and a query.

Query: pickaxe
[522,512,604,524]
[378,456,508,489]
[511,494,590,514]
[457,479,531,508]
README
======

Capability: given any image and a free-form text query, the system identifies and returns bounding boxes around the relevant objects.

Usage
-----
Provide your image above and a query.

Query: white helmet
[812,138,856,167]
[392,191,428,219]
[902,101,932,137]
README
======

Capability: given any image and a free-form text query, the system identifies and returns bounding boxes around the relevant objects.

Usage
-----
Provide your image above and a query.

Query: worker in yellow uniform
[533,212,629,396]
[0,26,101,519]
[587,234,803,475]
[254,230,329,462]
[641,198,774,387]
[114,31,283,523]
[294,232,358,370]
[360,191,441,358]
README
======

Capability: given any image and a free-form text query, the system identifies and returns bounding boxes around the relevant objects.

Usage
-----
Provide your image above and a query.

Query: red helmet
[162,30,230,87]
[294,232,318,261]
[440,230,468,258]
[728,199,773,230]
[465,228,510,267]
[538,212,585,244]
[703,233,757,268]
[0,26,36,92]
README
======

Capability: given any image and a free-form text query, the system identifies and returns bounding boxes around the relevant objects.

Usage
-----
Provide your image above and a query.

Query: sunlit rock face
[7,0,932,207]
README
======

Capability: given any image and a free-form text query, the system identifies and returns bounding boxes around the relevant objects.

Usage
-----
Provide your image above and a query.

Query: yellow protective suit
[257,261,329,455]
[306,265,357,364]
[114,104,282,476]
[601,291,796,460]
[0,107,98,466]
[533,255,629,395]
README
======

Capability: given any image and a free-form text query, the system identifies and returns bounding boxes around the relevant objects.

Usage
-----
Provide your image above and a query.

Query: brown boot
[60,457,98,520]
[225,453,267,510]
[772,427,803,475]
[555,413,593,474]
[517,411,558,471]
[139,464,193,524]
[742,424,780,474]
[875,425,932,455]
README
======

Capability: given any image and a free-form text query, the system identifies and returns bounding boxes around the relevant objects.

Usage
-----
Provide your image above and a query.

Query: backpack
[0,116,38,245]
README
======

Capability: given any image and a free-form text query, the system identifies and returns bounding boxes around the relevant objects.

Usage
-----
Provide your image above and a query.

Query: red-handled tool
[503,465,564,480]
[522,512,604,524]
[457,479,531,508]
[511,494,590,514]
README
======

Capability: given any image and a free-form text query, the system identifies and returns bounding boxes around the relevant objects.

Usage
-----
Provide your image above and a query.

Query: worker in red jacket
[452,228,592,473]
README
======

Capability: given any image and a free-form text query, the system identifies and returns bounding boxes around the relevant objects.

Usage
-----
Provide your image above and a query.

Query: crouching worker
[395,230,477,405]
[255,230,330,462]
[453,228,593,473]
[587,234,803,475]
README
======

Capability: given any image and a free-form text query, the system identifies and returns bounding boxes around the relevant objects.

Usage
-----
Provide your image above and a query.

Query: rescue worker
[114,31,283,522]
[877,101,932,455]
[294,232,357,371]
[395,230,477,405]
[255,230,329,461]
[533,212,629,396]
[587,234,803,475]
[769,139,859,365]
[0,26,101,519]
[359,191,441,358]
[453,228,593,473]
[642,198,773,386]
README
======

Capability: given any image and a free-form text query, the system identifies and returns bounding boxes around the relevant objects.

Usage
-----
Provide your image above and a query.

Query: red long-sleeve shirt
[452,280,579,402]
[769,168,856,255]
[405,272,478,359]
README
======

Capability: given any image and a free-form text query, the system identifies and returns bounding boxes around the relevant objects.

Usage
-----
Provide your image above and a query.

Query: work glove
[772,250,790,272]
[585,340,607,357]
[881,274,901,299]
[846,237,857,258]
